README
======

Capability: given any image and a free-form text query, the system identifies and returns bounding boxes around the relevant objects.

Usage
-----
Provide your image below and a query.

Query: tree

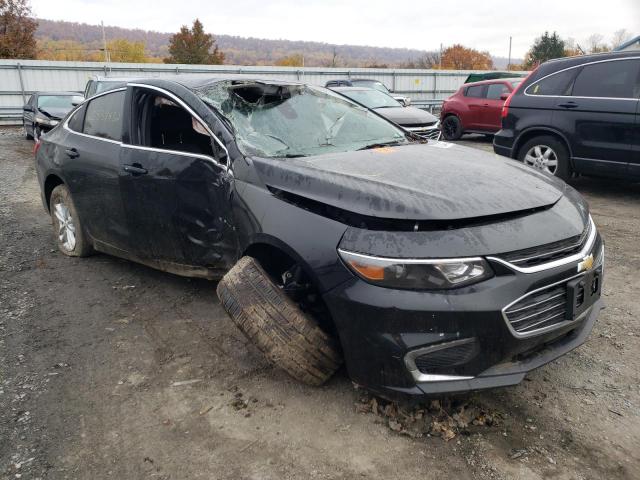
[441,44,493,70]
[275,53,303,67]
[585,34,609,54]
[611,29,632,50]
[164,19,224,64]
[0,0,37,59]
[107,39,147,63]
[401,51,441,69]
[524,32,565,69]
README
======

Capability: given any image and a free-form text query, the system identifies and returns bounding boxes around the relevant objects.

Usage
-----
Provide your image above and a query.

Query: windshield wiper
[357,140,406,150]
[276,153,307,158]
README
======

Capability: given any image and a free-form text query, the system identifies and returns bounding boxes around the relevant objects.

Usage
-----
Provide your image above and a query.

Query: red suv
[441,78,522,140]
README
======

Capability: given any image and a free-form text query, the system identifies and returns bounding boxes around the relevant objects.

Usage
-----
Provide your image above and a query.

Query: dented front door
[119,145,237,274]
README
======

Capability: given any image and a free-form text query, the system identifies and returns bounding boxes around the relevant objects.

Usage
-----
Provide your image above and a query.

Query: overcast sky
[30,0,640,58]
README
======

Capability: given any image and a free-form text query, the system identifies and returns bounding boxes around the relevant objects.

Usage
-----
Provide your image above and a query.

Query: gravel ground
[1,127,639,479]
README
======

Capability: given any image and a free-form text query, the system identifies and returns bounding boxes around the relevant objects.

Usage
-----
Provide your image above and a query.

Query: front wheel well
[514,129,572,161]
[241,242,339,337]
[44,175,64,212]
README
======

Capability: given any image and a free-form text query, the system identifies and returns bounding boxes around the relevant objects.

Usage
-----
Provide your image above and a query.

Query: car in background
[464,71,528,84]
[332,86,441,140]
[83,76,131,98]
[494,51,640,181]
[325,78,411,105]
[440,78,522,140]
[23,92,84,140]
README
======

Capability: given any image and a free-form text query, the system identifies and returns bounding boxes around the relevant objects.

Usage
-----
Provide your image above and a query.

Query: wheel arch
[240,235,342,335]
[513,127,573,164]
[44,174,65,212]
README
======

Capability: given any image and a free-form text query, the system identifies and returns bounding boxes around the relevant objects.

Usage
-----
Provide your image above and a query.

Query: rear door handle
[65,148,79,159]
[123,164,148,175]
[557,102,578,109]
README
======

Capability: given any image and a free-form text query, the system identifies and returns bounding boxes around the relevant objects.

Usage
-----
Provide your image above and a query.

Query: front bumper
[493,128,515,158]
[323,254,603,400]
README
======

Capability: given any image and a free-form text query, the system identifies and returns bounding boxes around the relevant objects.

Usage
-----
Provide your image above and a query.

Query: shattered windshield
[194,81,408,158]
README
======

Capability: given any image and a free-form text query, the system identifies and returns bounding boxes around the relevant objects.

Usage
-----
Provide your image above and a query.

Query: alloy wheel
[523,145,558,175]
[54,202,76,252]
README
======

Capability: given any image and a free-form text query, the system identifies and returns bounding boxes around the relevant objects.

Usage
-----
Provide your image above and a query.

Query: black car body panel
[251,143,564,221]
[36,76,603,399]
[493,51,640,180]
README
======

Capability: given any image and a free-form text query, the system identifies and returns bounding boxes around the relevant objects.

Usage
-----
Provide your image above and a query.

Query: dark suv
[494,51,640,180]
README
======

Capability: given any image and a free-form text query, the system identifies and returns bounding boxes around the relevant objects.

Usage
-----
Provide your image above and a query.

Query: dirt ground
[1,127,638,480]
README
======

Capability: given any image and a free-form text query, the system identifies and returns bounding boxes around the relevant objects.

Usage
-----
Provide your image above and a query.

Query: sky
[30,0,640,59]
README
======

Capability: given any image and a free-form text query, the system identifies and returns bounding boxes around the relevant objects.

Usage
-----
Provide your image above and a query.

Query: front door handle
[557,102,578,109]
[65,148,79,159]
[123,164,148,175]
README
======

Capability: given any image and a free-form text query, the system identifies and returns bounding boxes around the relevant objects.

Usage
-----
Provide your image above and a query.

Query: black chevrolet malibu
[35,77,604,399]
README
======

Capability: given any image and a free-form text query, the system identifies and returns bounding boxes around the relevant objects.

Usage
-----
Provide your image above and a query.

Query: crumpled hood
[38,107,72,120]
[251,142,566,221]
[374,106,438,126]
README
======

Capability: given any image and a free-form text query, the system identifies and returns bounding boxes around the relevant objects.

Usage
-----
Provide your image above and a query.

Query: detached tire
[442,115,463,140]
[217,256,342,386]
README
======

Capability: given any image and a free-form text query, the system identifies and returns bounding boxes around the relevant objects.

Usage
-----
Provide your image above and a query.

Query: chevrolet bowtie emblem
[578,254,594,273]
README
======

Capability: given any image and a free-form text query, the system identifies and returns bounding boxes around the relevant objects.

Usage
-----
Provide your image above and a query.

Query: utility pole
[439,43,443,69]
[101,21,110,63]
[507,36,512,71]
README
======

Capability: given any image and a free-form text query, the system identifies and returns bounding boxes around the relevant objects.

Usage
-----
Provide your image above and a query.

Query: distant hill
[35,19,519,68]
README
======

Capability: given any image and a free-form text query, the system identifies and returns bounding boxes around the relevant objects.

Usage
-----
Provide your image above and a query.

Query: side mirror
[500,92,510,101]
[398,98,408,107]
[23,104,33,112]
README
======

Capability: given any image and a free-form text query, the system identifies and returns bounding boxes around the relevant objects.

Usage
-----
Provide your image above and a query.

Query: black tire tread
[216,256,342,386]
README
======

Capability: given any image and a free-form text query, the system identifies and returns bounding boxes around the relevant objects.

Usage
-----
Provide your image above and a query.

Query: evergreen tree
[165,19,224,64]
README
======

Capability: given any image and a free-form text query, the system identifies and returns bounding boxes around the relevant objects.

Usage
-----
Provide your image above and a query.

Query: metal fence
[0,59,486,124]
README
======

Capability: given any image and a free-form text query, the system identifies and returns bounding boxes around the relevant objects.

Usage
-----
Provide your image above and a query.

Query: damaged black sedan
[35,77,604,399]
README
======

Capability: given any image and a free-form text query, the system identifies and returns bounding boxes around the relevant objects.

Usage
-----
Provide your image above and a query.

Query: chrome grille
[496,220,592,269]
[405,126,441,140]
[504,283,568,335]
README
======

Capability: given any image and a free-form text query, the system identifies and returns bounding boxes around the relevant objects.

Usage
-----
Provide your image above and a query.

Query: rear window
[465,85,486,98]
[526,68,577,96]
[571,59,640,98]
[486,83,510,99]
[83,90,125,141]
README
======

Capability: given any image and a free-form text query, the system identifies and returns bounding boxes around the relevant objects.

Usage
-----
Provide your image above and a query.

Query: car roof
[462,78,524,87]
[546,50,639,64]
[127,76,306,91]
[34,91,83,96]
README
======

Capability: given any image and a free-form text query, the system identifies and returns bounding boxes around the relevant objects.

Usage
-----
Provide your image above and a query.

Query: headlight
[338,249,493,290]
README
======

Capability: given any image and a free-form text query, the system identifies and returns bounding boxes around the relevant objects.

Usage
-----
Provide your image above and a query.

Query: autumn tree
[441,45,493,70]
[108,39,147,63]
[524,32,565,68]
[165,19,224,64]
[276,53,303,66]
[0,0,37,59]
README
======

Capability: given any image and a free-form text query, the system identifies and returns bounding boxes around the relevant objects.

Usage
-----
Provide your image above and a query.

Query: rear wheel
[518,135,571,181]
[442,115,463,140]
[50,185,93,257]
[217,256,342,386]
